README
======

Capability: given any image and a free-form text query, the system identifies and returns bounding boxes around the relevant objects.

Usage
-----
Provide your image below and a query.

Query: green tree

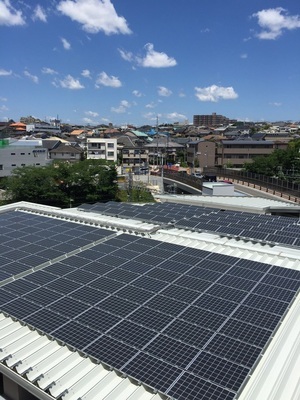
[244,139,300,179]
[4,159,118,207]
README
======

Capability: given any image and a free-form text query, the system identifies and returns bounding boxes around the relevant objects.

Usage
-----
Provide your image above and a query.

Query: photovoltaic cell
[206,334,263,368]
[24,309,69,333]
[85,335,137,370]
[129,307,174,331]
[188,351,250,392]
[163,319,213,348]
[144,335,199,368]
[168,372,235,400]
[109,320,157,348]
[232,305,282,331]
[243,294,289,315]
[75,308,121,332]
[219,319,272,348]
[97,295,139,317]
[123,352,183,393]
[51,320,100,349]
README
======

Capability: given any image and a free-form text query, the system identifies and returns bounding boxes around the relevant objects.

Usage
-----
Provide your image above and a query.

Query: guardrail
[162,168,300,203]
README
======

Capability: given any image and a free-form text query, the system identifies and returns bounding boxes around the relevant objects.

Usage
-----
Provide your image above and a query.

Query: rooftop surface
[0,200,299,400]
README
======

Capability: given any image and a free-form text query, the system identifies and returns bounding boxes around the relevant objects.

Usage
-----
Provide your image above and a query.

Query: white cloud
[57,0,131,35]
[158,86,172,97]
[33,5,47,22]
[145,102,156,109]
[0,0,25,26]
[252,8,300,40]
[132,90,142,97]
[0,68,12,76]
[195,85,238,102]
[61,37,71,50]
[165,112,187,121]
[138,43,177,68]
[24,70,39,84]
[0,97,7,101]
[60,74,84,89]
[269,102,282,107]
[0,104,8,111]
[111,100,130,113]
[240,53,248,59]
[118,49,134,62]
[95,71,122,88]
[179,91,186,97]
[83,117,96,124]
[42,67,58,75]
[143,112,162,121]
[81,69,91,78]
[85,110,99,117]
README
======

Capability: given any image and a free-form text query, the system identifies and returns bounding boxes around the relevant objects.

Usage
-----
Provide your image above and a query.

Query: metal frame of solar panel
[1,214,300,400]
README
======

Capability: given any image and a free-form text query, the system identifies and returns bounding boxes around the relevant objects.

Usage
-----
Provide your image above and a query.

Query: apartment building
[85,137,117,162]
[121,147,149,174]
[216,139,289,167]
[193,112,236,127]
[186,140,216,171]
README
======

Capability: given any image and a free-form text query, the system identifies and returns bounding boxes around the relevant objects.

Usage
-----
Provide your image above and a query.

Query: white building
[85,137,117,162]
[26,120,61,135]
[0,139,51,178]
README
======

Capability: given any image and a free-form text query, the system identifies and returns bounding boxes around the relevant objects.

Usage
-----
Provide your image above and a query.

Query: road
[232,181,298,203]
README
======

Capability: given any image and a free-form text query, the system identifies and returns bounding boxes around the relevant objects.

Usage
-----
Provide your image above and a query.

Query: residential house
[48,142,84,162]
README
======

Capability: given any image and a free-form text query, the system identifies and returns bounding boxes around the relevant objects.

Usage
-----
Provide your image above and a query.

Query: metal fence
[205,167,300,199]
[163,168,299,201]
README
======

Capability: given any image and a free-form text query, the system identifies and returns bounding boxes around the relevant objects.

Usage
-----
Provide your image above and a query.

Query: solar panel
[187,351,249,392]
[1,208,300,400]
[75,307,121,332]
[51,320,100,349]
[123,352,183,393]
[206,333,263,368]
[168,372,235,400]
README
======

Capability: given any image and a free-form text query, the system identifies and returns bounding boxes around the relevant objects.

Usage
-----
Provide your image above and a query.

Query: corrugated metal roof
[0,313,164,400]
[153,228,300,270]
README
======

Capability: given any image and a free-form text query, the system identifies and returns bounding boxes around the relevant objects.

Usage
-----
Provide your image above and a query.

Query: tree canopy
[4,160,118,207]
[244,139,300,181]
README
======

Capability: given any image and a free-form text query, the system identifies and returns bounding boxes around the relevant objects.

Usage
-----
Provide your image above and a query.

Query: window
[11,153,16,155]
[107,151,114,157]
[36,163,40,166]
[0,165,3,170]
[108,143,114,148]
[11,164,16,166]
[20,152,25,155]
[21,163,25,167]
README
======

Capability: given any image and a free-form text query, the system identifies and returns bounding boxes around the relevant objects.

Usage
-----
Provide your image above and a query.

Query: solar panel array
[1,209,300,400]
[80,201,300,246]
[0,210,113,282]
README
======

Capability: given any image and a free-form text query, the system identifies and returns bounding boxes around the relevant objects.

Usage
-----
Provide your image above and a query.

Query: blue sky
[1,0,300,126]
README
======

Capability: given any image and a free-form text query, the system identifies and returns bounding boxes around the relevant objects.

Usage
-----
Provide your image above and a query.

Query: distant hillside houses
[0,115,299,176]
